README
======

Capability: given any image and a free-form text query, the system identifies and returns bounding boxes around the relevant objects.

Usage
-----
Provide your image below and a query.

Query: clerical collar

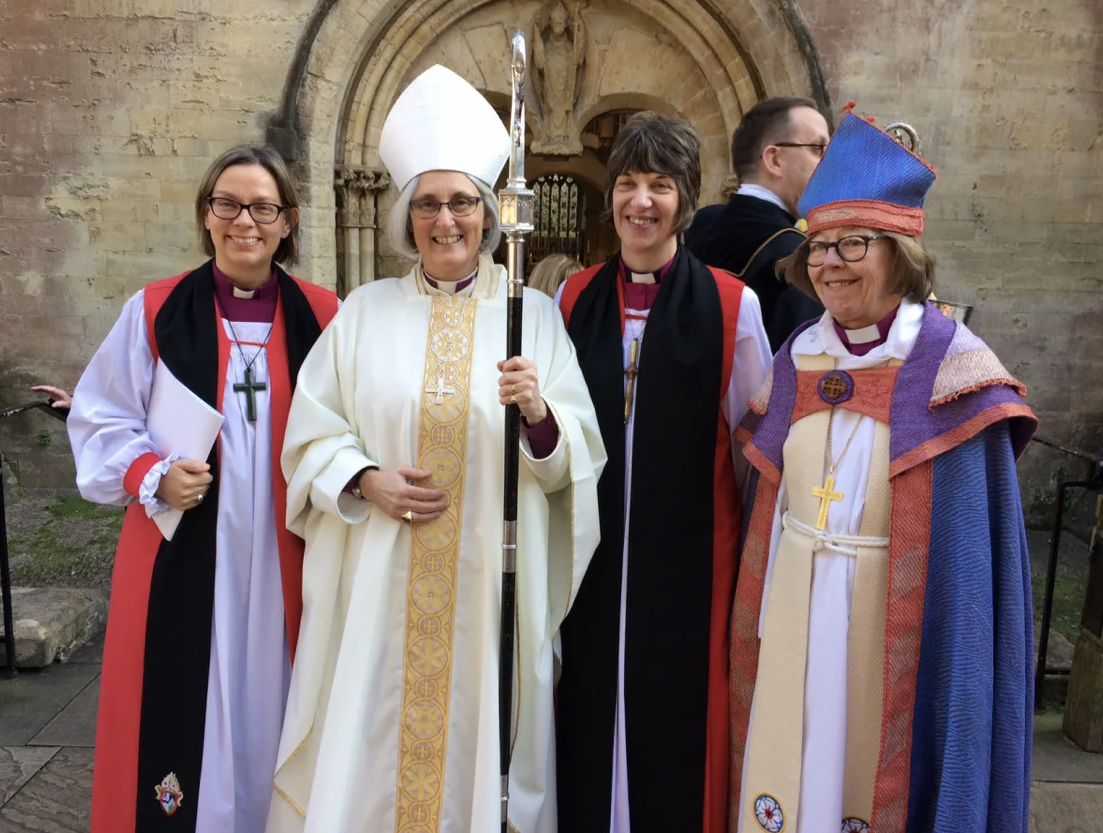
[736,183,791,216]
[618,255,675,285]
[618,254,676,313]
[212,263,278,323]
[833,306,900,356]
[423,267,478,295]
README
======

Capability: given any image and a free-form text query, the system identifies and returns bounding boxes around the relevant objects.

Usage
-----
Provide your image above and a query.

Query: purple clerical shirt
[832,306,899,356]
[212,264,278,324]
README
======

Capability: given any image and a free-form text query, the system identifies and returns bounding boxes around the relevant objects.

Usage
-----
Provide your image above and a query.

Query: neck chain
[825,407,863,476]
[811,406,864,530]
[215,295,274,422]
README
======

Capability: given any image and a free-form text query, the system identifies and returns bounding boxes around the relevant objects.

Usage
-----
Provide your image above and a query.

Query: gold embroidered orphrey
[394,295,478,833]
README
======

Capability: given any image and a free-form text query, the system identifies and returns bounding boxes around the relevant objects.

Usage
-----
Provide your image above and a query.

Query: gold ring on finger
[401,510,413,525]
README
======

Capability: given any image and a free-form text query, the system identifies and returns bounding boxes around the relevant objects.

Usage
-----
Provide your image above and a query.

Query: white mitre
[379,64,511,192]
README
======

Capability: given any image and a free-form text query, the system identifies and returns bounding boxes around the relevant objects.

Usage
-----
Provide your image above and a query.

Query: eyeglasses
[409,195,482,219]
[206,197,287,224]
[805,234,886,266]
[774,142,828,159]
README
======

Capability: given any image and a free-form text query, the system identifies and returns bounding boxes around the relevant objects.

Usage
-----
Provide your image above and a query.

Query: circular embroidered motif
[754,794,785,832]
[817,370,854,405]
[842,818,870,833]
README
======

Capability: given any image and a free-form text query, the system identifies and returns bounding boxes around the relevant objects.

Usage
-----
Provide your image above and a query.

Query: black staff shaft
[498,30,534,831]
[499,235,525,832]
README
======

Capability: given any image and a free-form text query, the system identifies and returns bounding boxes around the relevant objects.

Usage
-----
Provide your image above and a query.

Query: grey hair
[387,174,502,260]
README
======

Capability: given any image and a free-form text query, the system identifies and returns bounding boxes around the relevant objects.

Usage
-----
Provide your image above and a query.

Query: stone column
[334,166,391,295]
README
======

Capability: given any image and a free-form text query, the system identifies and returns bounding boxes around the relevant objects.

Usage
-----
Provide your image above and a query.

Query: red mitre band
[805,199,925,237]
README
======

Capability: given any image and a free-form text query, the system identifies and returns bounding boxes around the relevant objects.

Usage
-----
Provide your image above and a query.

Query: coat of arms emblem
[155,771,183,817]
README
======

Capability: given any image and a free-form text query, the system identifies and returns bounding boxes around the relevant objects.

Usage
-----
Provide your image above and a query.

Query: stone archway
[273,0,828,293]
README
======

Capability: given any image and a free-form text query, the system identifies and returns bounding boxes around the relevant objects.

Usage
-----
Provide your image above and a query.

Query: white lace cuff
[140,454,178,518]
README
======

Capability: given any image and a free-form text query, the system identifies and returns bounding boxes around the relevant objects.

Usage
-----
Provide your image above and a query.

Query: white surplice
[737,301,925,833]
[555,275,773,833]
[69,290,291,833]
[268,255,605,833]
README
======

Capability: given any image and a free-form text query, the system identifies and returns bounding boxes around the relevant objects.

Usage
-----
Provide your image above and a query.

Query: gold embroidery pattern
[395,296,477,833]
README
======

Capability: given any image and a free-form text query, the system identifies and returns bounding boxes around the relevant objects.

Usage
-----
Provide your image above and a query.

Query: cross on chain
[233,366,267,422]
[425,371,456,405]
[811,474,843,530]
[623,337,640,424]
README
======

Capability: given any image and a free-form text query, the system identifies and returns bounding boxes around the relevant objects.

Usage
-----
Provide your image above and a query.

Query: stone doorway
[281,0,830,293]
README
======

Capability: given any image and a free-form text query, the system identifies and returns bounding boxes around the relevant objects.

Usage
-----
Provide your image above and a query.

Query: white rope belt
[781,510,890,557]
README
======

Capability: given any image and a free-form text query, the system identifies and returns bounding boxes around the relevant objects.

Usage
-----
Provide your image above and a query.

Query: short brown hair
[731,96,820,181]
[780,231,937,303]
[528,253,583,298]
[195,145,301,266]
[604,111,701,237]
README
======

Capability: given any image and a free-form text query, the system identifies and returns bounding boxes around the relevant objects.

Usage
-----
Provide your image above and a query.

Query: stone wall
[800,0,1103,525]
[0,0,314,487]
[1,0,1100,529]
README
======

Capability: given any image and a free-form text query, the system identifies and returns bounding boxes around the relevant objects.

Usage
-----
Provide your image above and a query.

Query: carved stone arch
[272,0,829,291]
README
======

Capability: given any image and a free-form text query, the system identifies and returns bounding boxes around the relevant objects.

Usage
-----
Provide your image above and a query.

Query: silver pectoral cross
[425,371,456,405]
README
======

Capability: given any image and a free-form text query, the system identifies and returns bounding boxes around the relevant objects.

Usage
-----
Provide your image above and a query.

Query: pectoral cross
[425,371,456,405]
[811,475,843,530]
[233,366,267,422]
[624,338,640,424]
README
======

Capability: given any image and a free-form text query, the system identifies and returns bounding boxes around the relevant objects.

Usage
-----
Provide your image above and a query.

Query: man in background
[688,96,830,351]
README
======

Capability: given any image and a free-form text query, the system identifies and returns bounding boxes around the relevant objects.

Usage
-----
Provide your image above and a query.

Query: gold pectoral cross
[624,338,640,424]
[811,474,843,530]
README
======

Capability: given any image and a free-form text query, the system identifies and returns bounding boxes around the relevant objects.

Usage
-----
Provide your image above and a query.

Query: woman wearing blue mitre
[730,105,1036,833]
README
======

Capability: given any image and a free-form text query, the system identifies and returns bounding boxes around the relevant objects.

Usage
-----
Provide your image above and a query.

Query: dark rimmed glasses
[774,141,828,158]
[409,195,482,219]
[805,234,887,267]
[206,197,288,224]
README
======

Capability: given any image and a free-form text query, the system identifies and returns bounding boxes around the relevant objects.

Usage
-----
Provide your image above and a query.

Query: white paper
[147,360,224,541]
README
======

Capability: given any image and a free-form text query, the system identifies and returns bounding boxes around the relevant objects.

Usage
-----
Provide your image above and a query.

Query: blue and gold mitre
[798,108,937,237]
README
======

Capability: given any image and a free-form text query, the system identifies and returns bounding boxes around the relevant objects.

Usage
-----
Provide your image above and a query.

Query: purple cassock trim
[212,263,278,323]
[749,303,1035,476]
[524,414,559,459]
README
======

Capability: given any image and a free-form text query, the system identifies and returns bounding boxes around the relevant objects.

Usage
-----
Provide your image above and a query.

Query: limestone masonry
[1,0,1100,526]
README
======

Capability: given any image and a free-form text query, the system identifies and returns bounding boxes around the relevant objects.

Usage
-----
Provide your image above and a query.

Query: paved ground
[1,631,1102,832]
[0,635,100,832]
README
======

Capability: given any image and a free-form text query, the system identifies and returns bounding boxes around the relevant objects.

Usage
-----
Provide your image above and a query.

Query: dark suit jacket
[687,195,824,353]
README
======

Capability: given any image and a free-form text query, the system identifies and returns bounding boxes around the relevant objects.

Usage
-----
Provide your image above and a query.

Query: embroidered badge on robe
[155,771,183,817]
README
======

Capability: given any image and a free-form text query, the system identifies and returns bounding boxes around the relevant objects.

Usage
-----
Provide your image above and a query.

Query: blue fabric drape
[907,421,1033,832]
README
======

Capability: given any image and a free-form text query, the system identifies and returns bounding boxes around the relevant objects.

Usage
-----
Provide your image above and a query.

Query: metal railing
[1032,435,1103,707]
[0,399,67,679]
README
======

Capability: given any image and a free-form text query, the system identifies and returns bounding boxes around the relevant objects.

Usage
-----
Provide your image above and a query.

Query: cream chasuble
[737,303,924,833]
[268,255,605,833]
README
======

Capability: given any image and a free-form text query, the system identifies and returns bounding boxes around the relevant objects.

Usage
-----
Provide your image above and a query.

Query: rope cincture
[782,510,890,557]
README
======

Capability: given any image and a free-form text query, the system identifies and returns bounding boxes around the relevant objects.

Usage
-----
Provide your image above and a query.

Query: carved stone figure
[532,0,587,155]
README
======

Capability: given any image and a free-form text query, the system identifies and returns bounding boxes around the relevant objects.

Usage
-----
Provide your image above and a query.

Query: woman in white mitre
[267,65,605,833]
